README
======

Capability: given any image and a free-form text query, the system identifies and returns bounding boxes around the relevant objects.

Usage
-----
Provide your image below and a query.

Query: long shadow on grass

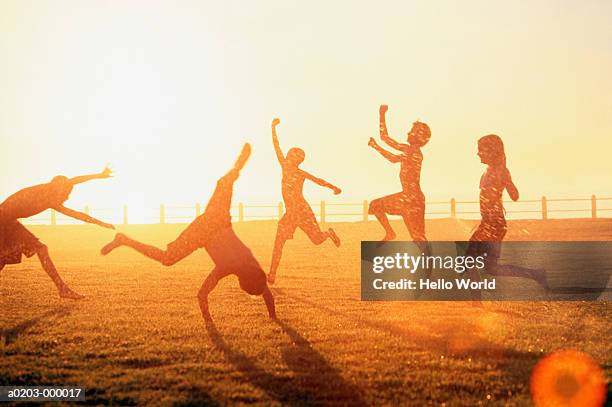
[272,288,541,393]
[0,305,74,345]
[206,320,367,406]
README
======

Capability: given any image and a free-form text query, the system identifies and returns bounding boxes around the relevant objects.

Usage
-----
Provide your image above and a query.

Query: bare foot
[328,228,341,247]
[59,287,84,300]
[234,143,251,171]
[100,233,126,255]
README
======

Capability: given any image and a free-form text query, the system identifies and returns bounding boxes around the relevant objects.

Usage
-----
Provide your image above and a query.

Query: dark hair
[238,268,267,296]
[409,121,431,146]
[478,134,506,168]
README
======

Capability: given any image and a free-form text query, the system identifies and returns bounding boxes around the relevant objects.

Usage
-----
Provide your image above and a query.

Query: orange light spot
[530,349,607,407]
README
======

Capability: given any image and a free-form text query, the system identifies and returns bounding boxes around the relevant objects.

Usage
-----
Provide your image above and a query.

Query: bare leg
[306,225,340,247]
[371,209,396,241]
[36,245,83,299]
[262,286,276,319]
[327,228,341,247]
[488,264,549,289]
[101,233,194,266]
[268,231,288,284]
[197,271,220,322]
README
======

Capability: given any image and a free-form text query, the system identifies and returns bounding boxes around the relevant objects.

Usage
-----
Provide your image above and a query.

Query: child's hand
[368,137,377,148]
[272,118,280,127]
[102,222,115,230]
[332,186,342,195]
[100,165,113,179]
[379,104,388,115]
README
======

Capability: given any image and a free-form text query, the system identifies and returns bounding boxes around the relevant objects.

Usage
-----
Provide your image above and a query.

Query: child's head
[407,121,431,147]
[286,147,305,166]
[477,134,506,167]
[238,267,267,296]
[50,175,74,203]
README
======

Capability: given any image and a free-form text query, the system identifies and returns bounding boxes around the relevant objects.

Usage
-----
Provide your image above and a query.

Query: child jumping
[267,118,341,285]
[368,104,431,250]
[100,144,276,322]
[0,166,114,299]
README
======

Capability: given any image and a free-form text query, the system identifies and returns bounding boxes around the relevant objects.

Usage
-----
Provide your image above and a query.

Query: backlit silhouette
[368,104,430,251]
[466,134,548,300]
[100,144,276,321]
[0,166,114,299]
[267,118,341,285]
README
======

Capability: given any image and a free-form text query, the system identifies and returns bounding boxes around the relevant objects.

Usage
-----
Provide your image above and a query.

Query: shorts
[166,215,229,254]
[277,205,321,240]
[0,220,44,267]
[467,219,507,263]
[369,192,426,238]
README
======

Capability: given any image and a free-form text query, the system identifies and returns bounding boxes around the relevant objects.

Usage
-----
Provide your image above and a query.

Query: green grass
[1,219,610,406]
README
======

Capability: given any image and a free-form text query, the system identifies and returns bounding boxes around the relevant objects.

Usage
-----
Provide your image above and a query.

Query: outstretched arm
[368,137,400,163]
[503,169,519,201]
[54,205,115,229]
[198,273,219,321]
[262,286,276,319]
[69,165,112,186]
[271,118,285,164]
[379,105,406,151]
[301,170,341,195]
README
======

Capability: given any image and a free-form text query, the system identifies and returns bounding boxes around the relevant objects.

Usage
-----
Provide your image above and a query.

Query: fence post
[160,204,165,224]
[238,203,244,222]
[362,200,369,222]
[50,209,57,226]
[196,203,201,218]
[541,196,548,220]
[450,198,456,218]
[278,202,284,219]
[320,200,326,223]
[591,195,597,219]
[123,205,128,225]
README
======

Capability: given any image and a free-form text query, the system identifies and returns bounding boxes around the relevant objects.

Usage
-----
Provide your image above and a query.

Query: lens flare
[530,349,607,407]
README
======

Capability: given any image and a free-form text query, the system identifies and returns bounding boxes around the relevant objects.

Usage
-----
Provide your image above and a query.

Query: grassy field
[1,218,610,406]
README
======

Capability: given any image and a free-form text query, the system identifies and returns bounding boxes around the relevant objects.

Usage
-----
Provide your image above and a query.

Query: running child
[0,166,115,299]
[267,118,341,285]
[100,144,276,322]
[466,134,548,298]
[368,104,430,249]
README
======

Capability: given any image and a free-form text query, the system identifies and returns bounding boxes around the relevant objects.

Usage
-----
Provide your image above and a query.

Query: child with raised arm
[101,144,276,322]
[368,104,430,248]
[0,166,114,299]
[267,118,341,285]
[466,134,548,298]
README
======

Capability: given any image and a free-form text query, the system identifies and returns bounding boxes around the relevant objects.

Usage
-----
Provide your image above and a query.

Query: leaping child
[267,118,341,285]
[368,104,430,254]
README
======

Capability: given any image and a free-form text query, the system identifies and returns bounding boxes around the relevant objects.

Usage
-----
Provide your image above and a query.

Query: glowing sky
[1,1,611,222]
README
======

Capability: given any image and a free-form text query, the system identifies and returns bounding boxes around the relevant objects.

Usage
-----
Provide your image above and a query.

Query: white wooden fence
[22,195,612,225]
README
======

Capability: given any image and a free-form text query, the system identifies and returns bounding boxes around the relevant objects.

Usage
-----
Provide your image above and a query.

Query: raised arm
[368,137,400,163]
[54,205,115,229]
[503,169,519,201]
[271,118,285,164]
[378,105,406,151]
[301,170,341,195]
[69,165,112,186]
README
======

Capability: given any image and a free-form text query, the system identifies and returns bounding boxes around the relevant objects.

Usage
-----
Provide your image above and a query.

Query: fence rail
[20,195,612,225]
